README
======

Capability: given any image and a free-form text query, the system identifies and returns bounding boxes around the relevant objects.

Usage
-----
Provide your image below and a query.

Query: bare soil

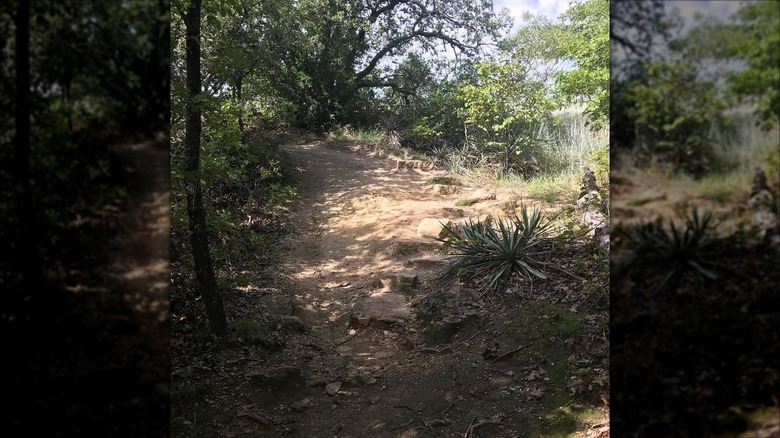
[171,139,609,437]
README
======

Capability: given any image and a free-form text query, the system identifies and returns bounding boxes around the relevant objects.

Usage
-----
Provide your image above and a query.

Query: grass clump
[430,176,461,185]
[327,125,384,145]
[524,173,579,205]
[697,175,741,204]
[437,205,559,292]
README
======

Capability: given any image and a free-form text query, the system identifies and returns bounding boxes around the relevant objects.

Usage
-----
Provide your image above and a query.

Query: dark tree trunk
[14,0,42,292]
[235,75,244,134]
[184,0,228,337]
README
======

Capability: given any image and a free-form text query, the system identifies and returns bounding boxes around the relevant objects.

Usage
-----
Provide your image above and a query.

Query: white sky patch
[668,0,744,36]
[495,0,570,32]
[489,0,575,80]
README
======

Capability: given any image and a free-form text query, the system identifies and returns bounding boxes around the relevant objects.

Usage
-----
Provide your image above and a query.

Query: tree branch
[354,0,410,61]
[355,29,473,82]
[610,30,642,56]
[354,34,415,82]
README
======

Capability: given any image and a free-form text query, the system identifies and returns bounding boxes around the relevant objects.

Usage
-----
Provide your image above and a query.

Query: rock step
[464,188,496,205]
[395,159,433,171]
[417,217,453,239]
[432,184,459,195]
[406,257,452,269]
[350,292,411,327]
[378,272,418,293]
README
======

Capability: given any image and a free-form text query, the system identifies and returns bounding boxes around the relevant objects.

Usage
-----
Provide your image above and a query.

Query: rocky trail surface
[171,140,610,437]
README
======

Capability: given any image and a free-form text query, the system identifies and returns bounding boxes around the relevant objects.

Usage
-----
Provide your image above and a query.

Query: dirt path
[108,138,170,380]
[170,139,608,437]
[186,140,606,437]
[275,141,487,437]
[104,138,170,432]
[281,140,453,321]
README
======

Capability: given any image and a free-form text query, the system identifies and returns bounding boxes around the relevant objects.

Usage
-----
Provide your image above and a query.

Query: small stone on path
[325,381,342,396]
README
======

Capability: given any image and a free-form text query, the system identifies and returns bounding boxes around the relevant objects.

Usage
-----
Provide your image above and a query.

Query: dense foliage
[611,0,779,175]
[1,0,168,293]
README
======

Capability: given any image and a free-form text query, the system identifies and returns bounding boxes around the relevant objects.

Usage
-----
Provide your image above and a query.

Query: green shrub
[631,61,726,177]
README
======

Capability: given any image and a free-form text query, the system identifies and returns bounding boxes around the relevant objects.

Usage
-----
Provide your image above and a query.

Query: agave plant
[615,208,720,293]
[429,144,450,168]
[437,205,558,292]
[378,114,404,148]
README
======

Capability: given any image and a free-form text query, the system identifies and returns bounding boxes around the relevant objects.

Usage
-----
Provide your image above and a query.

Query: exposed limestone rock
[344,365,378,388]
[416,286,484,326]
[396,159,429,172]
[379,272,418,293]
[277,315,307,332]
[325,381,342,396]
[577,167,609,248]
[466,188,496,204]
[432,184,459,195]
[407,257,452,269]
[747,167,779,245]
[351,293,412,326]
[748,190,774,210]
[752,166,770,196]
[290,397,314,412]
[417,218,452,239]
[583,210,608,230]
[752,210,778,237]
[576,167,606,210]
[261,294,293,316]
[583,166,600,192]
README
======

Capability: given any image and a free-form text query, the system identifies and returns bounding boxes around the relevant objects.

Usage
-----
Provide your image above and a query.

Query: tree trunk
[235,75,244,134]
[184,0,229,337]
[14,0,42,292]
